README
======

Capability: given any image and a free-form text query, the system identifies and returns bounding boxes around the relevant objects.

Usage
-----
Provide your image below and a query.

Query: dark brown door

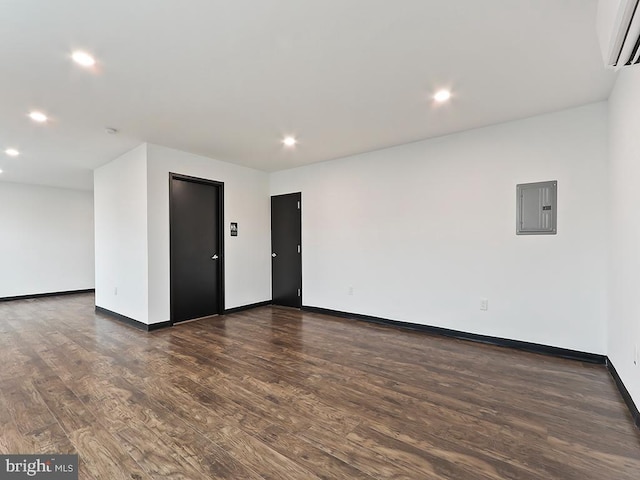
[170,174,224,323]
[271,193,302,307]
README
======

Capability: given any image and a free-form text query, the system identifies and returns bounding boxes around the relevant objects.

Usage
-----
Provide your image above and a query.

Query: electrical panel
[516,181,557,235]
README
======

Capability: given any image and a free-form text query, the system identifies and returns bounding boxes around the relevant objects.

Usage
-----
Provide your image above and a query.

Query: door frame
[169,172,225,324]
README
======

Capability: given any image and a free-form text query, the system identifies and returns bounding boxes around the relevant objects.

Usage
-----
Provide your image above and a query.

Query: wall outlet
[480,298,488,311]
[348,286,354,296]
[114,287,118,296]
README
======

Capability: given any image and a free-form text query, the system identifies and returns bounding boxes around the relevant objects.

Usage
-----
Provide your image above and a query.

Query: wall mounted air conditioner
[597,0,640,68]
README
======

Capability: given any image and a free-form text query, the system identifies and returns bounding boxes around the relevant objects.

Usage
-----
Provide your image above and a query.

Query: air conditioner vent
[615,0,640,66]
[598,0,640,68]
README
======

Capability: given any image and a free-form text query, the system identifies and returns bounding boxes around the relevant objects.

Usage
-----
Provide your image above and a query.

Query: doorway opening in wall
[169,173,225,324]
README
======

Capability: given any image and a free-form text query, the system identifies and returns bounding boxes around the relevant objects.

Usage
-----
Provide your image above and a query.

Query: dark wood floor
[0,294,639,479]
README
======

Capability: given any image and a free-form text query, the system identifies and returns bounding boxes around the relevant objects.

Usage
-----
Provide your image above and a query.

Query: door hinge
[297,244,301,254]
[297,289,301,297]
[297,201,300,209]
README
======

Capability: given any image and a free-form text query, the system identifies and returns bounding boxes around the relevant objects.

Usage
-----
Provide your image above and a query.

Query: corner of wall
[94,143,150,324]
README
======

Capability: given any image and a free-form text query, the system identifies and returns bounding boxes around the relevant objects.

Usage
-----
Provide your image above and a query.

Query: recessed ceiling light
[72,51,96,67]
[0,169,3,174]
[29,111,48,123]
[283,136,297,147]
[5,148,20,157]
[434,89,451,103]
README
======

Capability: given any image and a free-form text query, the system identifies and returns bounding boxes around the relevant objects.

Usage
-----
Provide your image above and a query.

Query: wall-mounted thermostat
[516,181,557,235]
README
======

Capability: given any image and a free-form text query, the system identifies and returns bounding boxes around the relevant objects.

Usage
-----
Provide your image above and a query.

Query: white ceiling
[0,0,615,190]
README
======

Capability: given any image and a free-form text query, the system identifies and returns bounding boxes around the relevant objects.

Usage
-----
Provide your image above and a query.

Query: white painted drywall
[0,182,94,298]
[94,144,149,323]
[271,103,609,354]
[146,144,271,323]
[608,66,640,409]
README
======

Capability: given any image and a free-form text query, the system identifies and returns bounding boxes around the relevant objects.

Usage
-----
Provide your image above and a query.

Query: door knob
[211,254,219,260]
[272,253,277,257]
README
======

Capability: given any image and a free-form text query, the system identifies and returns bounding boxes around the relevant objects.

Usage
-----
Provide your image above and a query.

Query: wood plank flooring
[1,293,639,479]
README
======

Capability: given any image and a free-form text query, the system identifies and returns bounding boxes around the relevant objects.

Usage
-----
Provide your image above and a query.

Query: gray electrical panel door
[516,181,557,235]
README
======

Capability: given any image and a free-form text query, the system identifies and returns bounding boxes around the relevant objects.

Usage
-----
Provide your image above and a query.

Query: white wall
[0,182,94,298]
[94,144,149,323]
[608,66,640,409]
[272,103,609,354]
[146,144,271,324]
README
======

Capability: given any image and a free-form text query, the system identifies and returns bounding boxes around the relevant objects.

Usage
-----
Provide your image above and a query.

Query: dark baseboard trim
[148,321,172,331]
[224,300,272,315]
[1,288,95,302]
[95,306,171,332]
[302,305,606,365]
[607,360,640,429]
